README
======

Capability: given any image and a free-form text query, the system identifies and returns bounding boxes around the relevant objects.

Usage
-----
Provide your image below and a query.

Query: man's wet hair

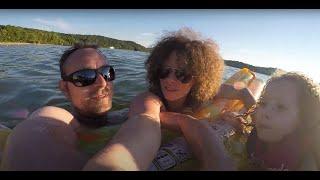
[59,43,106,78]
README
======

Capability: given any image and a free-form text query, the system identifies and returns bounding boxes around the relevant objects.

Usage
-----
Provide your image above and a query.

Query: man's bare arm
[1,106,88,171]
[82,91,163,171]
[83,114,161,171]
[128,91,163,119]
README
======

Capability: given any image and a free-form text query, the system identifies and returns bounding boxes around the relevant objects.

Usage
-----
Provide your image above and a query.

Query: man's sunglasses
[159,67,193,84]
[62,65,115,87]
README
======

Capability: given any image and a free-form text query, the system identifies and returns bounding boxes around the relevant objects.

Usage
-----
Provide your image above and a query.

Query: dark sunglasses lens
[100,66,115,81]
[176,70,192,83]
[72,70,96,87]
[159,68,171,79]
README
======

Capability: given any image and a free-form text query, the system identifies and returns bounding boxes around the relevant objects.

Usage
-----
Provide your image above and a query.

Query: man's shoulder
[3,106,86,170]
[27,106,77,126]
[10,106,79,140]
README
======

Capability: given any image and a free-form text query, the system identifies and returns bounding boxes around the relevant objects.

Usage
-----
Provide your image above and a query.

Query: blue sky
[0,9,319,82]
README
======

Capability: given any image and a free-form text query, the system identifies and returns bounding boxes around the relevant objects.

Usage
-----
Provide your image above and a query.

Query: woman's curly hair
[145,28,224,109]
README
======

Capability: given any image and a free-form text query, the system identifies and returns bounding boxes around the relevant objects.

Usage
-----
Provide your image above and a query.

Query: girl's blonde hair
[246,72,320,131]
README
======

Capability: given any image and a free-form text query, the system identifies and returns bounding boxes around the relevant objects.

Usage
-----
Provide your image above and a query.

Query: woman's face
[255,80,301,143]
[159,51,194,102]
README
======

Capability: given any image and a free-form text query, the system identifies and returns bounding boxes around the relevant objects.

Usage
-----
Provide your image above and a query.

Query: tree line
[0,25,148,52]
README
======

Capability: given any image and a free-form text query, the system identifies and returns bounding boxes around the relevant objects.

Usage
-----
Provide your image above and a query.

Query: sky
[0,9,319,82]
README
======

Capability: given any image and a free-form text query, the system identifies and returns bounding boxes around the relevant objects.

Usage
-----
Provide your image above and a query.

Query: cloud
[135,32,161,47]
[32,18,72,32]
[136,39,154,48]
[37,25,52,32]
[140,32,157,36]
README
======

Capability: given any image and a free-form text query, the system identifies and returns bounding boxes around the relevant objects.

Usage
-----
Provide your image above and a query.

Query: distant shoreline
[0,42,55,46]
[0,42,32,45]
[0,25,147,51]
[0,42,284,76]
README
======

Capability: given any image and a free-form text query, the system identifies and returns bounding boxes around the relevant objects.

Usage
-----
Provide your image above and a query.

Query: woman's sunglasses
[62,65,115,87]
[159,67,192,83]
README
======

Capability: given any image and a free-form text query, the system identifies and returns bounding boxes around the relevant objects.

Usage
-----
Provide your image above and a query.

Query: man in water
[1,43,162,170]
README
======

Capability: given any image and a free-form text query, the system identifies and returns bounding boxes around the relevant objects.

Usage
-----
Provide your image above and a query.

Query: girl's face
[255,80,301,143]
[159,51,194,102]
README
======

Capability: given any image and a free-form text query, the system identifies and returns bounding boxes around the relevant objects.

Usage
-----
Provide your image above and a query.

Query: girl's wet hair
[243,72,320,132]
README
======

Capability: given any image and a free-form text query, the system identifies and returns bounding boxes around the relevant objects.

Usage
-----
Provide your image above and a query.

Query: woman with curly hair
[128,28,254,170]
[222,72,320,170]
[145,31,224,112]
[129,27,253,121]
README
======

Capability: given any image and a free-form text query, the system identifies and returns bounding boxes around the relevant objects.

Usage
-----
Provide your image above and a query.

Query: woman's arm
[159,112,236,170]
[239,87,257,109]
[216,84,257,109]
[175,115,236,170]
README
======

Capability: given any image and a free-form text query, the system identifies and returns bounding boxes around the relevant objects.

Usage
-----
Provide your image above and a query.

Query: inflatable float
[0,125,12,164]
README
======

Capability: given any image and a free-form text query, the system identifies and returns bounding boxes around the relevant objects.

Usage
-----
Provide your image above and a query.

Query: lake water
[0,45,270,128]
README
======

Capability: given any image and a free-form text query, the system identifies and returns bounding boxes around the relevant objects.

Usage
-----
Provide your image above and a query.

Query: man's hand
[128,91,163,119]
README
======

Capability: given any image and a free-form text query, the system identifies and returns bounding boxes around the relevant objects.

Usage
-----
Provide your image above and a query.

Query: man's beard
[72,106,110,128]
[72,88,112,128]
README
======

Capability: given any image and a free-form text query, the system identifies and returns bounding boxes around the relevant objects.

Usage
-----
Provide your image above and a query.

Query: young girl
[223,72,320,170]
